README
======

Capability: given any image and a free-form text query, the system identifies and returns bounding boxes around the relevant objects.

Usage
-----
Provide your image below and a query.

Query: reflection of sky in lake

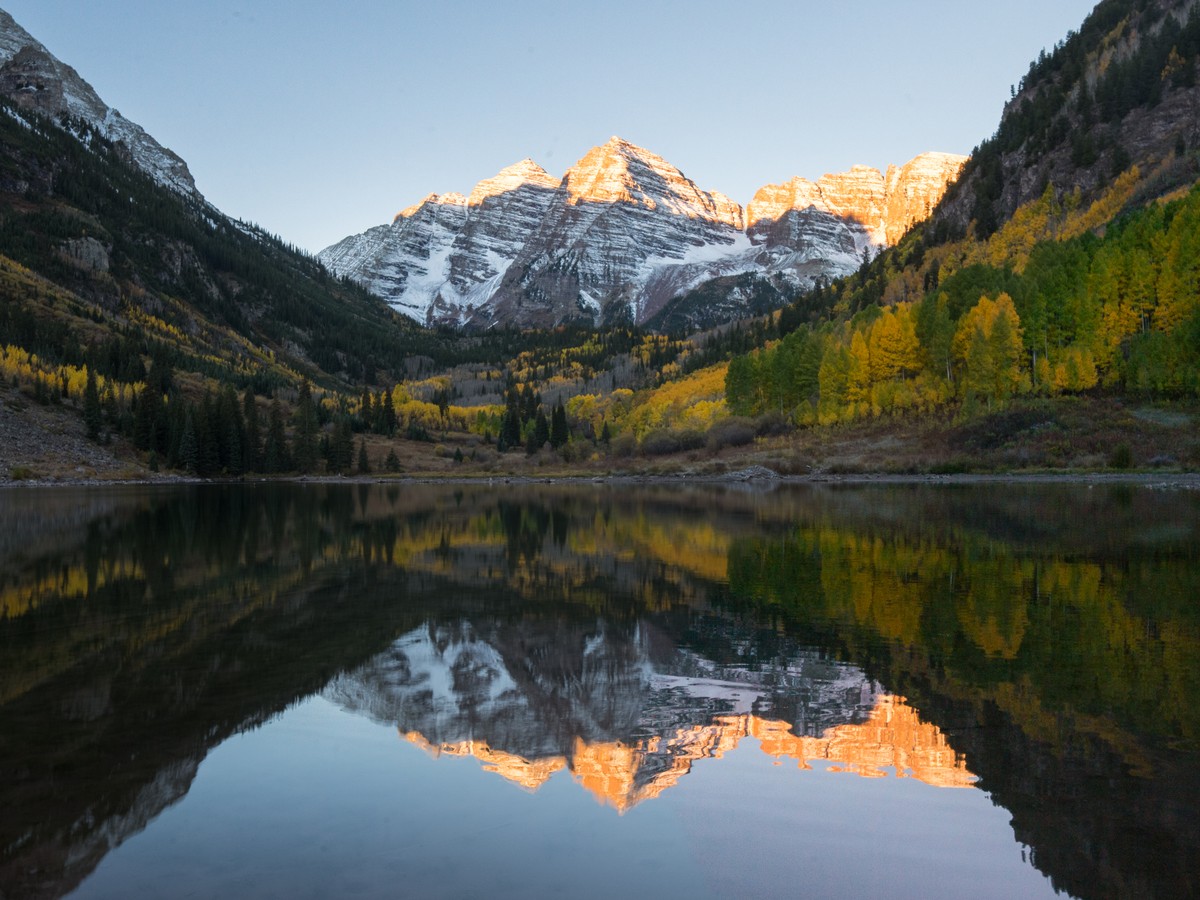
[73,695,1058,900]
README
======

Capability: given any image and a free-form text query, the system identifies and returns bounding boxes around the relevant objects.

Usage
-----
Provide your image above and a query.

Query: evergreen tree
[384,447,401,473]
[197,393,220,477]
[550,401,569,449]
[179,408,199,474]
[499,388,521,451]
[529,408,550,453]
[361,389,375,432]
[217,384,244,475]
[264,399,289,473]
[379,389,397,436]
[83,364,102,441]
[328,416,354,473]
[292,380,319,473]
[357,438,370,474]
[243,388,262,472]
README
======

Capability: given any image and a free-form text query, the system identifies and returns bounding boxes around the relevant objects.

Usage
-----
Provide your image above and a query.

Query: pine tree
[357,439,370,474]
[529,408,550,453]
[217,384,244,476]
[550,401,568,448]
[243,388,262,472]
[292,380,319,474]
[499,388,521,451]
[328,417,354,473]
[180,408,199,474]
[83,364,102,441]
[264,398,289,473]
[379,388,397,436]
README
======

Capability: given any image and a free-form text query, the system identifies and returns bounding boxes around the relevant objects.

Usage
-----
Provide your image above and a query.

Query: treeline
[726,183,1200,422]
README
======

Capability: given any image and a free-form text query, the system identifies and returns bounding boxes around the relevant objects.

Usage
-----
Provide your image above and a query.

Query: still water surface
[1,482,1197,898]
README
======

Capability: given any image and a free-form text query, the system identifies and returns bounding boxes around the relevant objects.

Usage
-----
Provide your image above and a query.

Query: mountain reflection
[328,620,974,810]
[0,482,1197,899]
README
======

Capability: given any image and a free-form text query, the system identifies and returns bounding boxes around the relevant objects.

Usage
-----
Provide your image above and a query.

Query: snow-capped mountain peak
[467,158,558,206]
[320,137,965,329]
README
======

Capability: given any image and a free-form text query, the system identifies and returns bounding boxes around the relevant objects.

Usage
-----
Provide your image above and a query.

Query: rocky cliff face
[883,152,969,244]
[481,137,750,328]
[319,160,563,324]
[320,139,964,329]
[0,9,199,198]
[745,152,968,272]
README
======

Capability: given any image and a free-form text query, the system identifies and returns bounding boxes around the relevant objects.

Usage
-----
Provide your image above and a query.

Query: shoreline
[4,469,1199,490]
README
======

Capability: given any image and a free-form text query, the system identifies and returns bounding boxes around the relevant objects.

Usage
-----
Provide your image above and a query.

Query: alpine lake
[1,480,1197,899]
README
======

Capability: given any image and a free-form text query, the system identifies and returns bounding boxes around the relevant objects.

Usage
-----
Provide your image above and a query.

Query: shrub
[754,410,792,437]
[1108,443,1133,469]
[641,428,704,456]
[706,418,756,452]
[609,433,636,458]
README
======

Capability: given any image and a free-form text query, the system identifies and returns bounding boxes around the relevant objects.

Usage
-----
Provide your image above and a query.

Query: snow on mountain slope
[0,8,199,198]
[479,137,750,328]
[320,139,965,329]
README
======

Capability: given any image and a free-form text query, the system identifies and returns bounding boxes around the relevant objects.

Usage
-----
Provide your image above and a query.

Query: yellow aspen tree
[846,331,872,416]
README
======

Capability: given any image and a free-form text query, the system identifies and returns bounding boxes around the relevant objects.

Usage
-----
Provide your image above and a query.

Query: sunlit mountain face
[1,482,1197,899]
[318,137,965,328]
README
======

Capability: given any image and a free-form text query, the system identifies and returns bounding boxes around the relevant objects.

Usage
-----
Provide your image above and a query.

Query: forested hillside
[712,0,1200,457]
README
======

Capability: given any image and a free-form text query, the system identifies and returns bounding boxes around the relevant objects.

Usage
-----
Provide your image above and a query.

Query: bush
[609,433,636,458]
[641,428,705,457]
[706,418,756,452]
[754,410,792,437]
[1109,443,1133,469]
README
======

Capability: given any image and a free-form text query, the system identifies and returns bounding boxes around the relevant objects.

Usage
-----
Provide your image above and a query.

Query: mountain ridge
[0,7,199,198]
[319,140,965,330]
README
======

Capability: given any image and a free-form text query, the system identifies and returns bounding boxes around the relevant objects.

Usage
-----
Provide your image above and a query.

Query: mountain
[319,159,561,323]
[934,0,1200,239]
[319,138,964,330]
[0,8,198,198]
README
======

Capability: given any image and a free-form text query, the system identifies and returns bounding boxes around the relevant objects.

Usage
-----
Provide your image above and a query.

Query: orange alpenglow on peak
[398,695,975,814]
[466,159,560,206]
[746,152,966,244]
[393,192,467,222]
[560,137,745,229]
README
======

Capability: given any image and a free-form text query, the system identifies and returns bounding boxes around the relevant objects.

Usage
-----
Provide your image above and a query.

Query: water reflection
[328,622,973,812]
[0,482,1197,899]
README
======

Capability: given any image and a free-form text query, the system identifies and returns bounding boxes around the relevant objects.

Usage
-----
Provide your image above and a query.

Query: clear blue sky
[4,1,1099,254]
